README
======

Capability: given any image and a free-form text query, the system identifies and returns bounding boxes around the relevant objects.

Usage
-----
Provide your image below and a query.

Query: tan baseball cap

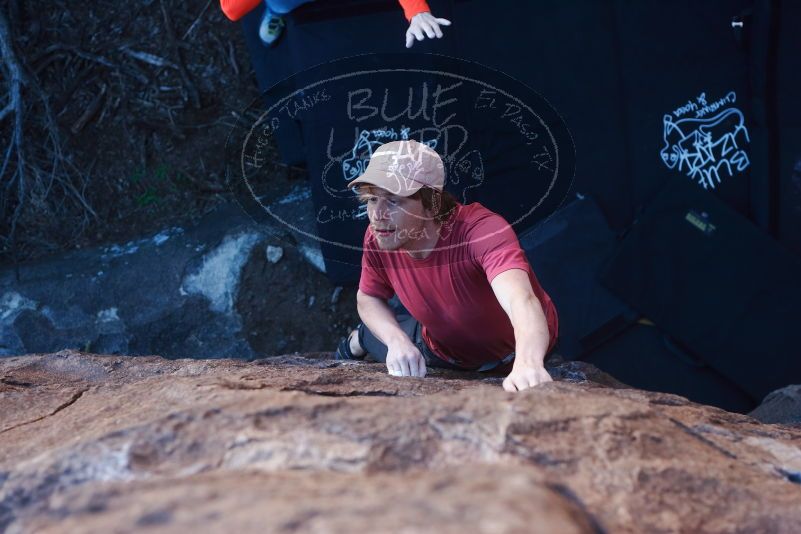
[347,139,445,196]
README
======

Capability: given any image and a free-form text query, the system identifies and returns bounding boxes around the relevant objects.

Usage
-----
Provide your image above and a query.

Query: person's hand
[405,12,451,48]
[386,340,427,377]
[502,364,552,392]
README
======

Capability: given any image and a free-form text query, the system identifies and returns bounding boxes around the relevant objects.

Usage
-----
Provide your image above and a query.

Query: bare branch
[121,47,177,69]
[0,7,27,251]
[0,99,13,122]
[182,0,213,40]
[159,0,200,109]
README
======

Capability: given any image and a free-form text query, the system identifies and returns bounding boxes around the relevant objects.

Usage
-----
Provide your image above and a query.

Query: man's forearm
[357,293,413,347]
[508,294,550,367]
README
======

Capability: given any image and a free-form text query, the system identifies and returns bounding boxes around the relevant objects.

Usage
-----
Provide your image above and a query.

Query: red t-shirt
[359,202,559,369]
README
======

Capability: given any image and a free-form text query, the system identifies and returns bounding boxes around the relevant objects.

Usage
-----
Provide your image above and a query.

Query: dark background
[238,0,801,412]
[242,0,800,253]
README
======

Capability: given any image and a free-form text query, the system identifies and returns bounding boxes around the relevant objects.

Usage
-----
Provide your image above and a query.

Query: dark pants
[355,297,516,373]
[357,311,466,370]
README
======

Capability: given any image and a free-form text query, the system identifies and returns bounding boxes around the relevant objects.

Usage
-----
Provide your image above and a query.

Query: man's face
[362,187,433,251]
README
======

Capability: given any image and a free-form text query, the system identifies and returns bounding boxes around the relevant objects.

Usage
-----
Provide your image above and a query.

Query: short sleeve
[358,228,395,300]
[467,212,532,284]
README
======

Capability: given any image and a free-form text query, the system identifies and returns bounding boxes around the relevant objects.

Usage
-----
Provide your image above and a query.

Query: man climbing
[335,140,559,392]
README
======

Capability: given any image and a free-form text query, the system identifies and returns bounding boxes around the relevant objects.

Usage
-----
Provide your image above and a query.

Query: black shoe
[334,331,364,360]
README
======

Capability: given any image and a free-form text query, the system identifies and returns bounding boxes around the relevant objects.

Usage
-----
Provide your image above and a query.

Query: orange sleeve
[398,0,431,22]
[220,0,261,21]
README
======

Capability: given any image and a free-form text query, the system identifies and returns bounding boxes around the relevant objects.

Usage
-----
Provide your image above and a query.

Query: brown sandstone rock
[1,350,800,533]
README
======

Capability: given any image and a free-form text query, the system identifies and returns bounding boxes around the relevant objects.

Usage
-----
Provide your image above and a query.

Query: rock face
[750,385,801,426]
[0,205,257,359]
[2,351,801,533]
[0,199,358,360]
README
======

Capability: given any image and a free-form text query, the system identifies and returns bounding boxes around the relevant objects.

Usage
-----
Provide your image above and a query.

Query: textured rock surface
[2,351,801,533]
[0,204,258,359]
[0,200,357,360]
[750,385,801,426]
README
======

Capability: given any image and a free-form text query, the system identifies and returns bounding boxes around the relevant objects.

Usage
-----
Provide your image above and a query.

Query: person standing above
[219,0,451,48]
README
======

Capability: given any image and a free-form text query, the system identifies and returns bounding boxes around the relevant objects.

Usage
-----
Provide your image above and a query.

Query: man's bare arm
[356,290,410,347]
[490,269,553,391]
[356,290,427,377]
